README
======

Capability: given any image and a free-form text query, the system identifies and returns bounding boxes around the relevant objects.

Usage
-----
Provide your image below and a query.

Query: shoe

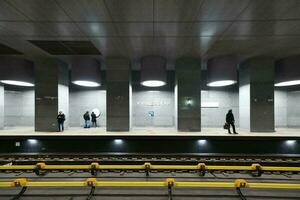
[228,132,232,134]
[234,132,238,134]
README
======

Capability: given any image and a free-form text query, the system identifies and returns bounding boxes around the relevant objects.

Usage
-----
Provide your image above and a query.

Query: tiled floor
[0,127,299,137]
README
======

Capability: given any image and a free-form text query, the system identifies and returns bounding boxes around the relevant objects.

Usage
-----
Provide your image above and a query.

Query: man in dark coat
[91,111,99,128]
[226,109,237,134]
[57,111,65,132]
[83,111,90,128]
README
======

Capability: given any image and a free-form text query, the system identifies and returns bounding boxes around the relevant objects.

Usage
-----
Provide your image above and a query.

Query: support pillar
[0,84,4,130]
[34,58,69,132]
[106,58,131,131]
[175,58,201,131]
[239,57,275,132]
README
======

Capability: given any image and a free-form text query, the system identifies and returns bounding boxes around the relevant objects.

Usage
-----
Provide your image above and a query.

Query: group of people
[56,111,101,132]
[57,109,237,134]
[83,111,100,128]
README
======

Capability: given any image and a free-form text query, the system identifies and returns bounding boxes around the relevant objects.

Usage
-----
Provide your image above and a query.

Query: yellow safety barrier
[0,162,299,172]
[0,178,300,189]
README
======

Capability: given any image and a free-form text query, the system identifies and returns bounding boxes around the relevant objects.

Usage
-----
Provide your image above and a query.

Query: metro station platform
[0,127,299,137]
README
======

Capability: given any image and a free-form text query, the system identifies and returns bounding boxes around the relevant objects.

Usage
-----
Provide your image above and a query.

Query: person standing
[57,111,65,132]
[226,109,237,134]
[83,111,91,128]
[91,111,99,128]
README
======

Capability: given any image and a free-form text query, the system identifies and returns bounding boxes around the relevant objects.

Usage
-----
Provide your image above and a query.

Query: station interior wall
[2,88,300,129]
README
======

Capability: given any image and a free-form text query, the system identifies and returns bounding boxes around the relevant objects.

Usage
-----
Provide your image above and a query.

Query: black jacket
[91,113,97,122]
[57,114,65,123]
[226,112,234,124]
[83,113,90,120]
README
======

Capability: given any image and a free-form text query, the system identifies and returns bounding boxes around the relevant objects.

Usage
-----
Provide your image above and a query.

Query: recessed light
[141,80,166,87]
[207,80,236,87]
[1,80,34,87]
[275,80,300,87]
[72,80,100,87]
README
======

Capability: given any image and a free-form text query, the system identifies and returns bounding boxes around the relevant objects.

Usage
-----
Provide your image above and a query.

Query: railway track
[1,154,300,199]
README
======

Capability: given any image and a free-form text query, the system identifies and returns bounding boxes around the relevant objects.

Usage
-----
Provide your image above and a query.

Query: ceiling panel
[104,0,153,22]
[115,23,153,36]
[28,40,74,55]
[91,37,127,57]
[239,0,300,20]
[6,0,71,21]
[40,23,85,37]
[197,0,250,21]
[56,0,111,22]
[0,43,23,55]
[154,0,204,22]
[205,36,300,59]
[0,38,48,57]
[155,22,231,36]
[0,22,53,36]
[223,21,300,36]
[0,1,27,21]
[77,23,117,36]
[155,23,193,36]
[181,37,216,57]
[62,41,101,55]
[0,0,300,61]
[28,40,101,55]
[122,37,155,58]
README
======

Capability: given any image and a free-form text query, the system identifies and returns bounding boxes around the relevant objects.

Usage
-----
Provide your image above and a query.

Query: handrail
[0,162,299,172]
[0,178,300,189]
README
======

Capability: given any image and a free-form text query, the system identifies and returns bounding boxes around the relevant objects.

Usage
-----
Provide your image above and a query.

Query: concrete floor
[0,127,299,137]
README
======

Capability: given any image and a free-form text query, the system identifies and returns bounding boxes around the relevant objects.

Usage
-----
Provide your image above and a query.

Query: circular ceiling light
[0,80,34,87]
[141,80,166,87]
[0,57,34,87]
[275,56,300,87]
[207,80,236,87]
[71,57,101,87]
[72,80,100,87]
[275,80,300,87]
[207,55,238,87]
[140,56,167,87]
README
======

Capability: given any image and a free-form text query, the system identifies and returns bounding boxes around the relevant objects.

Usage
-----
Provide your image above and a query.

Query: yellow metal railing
[0,162,299,172]
[0,178,300,189]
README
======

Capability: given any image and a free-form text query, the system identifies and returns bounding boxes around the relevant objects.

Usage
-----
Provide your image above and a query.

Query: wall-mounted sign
[201,102,219,108]
[137,101,170,106]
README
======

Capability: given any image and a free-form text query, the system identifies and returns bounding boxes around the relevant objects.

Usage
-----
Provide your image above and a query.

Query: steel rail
[0,163,299,172]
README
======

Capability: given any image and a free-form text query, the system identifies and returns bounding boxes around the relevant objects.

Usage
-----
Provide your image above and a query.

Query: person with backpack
[83,111,90,128]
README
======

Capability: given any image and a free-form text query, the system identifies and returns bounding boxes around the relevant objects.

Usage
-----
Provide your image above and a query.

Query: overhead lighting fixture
[72,80,100,87]
[0,80,34,87]
[140,56,167,87]
[275,56,300,87]
[71,57,101,87]
[207,80,236,87]
[275,80,300,87]
[0,57,34,87]
[141,80,166,87]
[207,55,238,87]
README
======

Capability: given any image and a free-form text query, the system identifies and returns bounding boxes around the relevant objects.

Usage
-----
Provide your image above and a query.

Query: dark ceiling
[1,0,300,69]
